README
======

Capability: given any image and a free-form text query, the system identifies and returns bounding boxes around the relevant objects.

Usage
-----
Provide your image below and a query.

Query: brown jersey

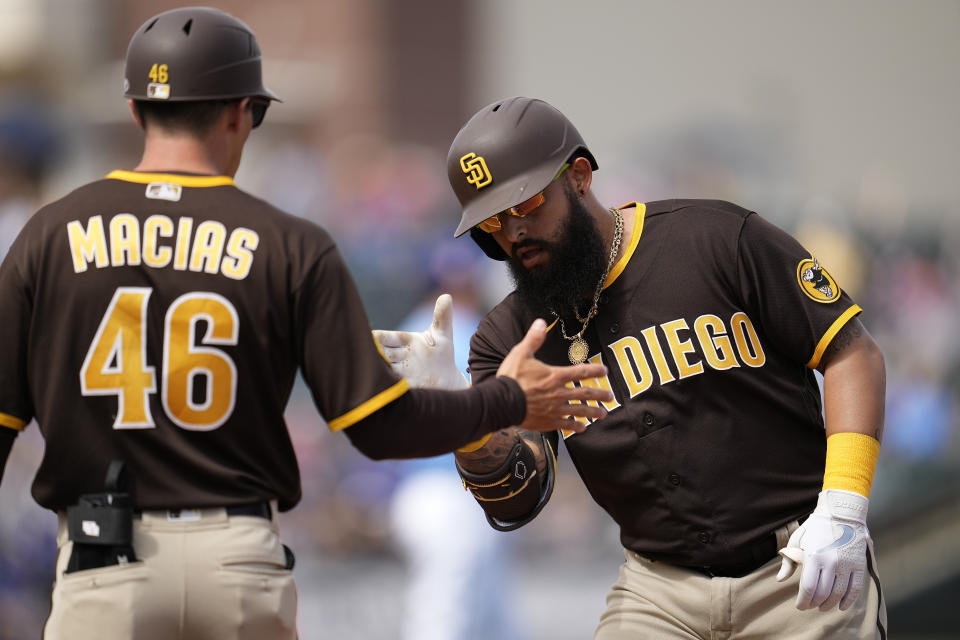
[469,199,862,568]
[0,170,407,512]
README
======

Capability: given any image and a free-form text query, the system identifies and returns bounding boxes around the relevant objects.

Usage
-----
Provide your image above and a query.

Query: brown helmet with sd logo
[446,97,597,260]
[123,6,281,103]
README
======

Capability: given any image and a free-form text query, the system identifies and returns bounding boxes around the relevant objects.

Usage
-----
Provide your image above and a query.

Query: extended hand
[498,319,613,433]
[776,489,871,611]
[372,294,469,391]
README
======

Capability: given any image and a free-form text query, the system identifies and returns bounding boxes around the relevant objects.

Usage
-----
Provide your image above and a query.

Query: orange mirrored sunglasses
[476,163,569,233]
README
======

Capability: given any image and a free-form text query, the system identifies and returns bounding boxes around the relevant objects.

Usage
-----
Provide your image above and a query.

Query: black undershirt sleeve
[0,428,17,483]
[344,376,526,460]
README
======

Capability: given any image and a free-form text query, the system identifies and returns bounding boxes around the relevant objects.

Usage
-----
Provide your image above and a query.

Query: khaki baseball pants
[595,521,887,639]
[44,505,297,639]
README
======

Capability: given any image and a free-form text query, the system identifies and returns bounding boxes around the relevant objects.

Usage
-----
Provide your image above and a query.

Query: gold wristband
[457,432,492,453]
[822,432,880,497]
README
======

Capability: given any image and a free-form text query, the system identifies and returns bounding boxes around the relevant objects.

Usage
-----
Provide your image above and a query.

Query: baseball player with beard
[373,97,888,639]
[0,20,613,640]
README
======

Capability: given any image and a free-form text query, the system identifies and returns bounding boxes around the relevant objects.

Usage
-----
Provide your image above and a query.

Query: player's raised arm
[373,294,471,391]
[351,310,610,460]
[374,294,610,431]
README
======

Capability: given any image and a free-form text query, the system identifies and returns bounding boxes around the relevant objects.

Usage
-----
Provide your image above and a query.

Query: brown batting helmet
[447,97,597,260]
[123,6,281,103]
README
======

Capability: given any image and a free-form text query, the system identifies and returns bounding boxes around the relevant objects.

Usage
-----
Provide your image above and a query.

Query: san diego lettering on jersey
[565,310,766,427]
[66,213,260,280]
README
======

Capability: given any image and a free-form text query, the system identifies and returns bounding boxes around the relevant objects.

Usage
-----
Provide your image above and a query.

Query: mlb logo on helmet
[147,83,170,99]
[145,62,171,99]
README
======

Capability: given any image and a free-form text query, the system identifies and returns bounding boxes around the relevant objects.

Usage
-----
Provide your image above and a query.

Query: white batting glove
[372,294,469,391]
[776,489,870,611]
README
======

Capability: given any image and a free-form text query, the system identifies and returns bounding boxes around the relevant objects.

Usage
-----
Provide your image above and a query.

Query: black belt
[225,502,272,519]
[134,502,272,520]
[688,534,778,578]
[673,514,810,579]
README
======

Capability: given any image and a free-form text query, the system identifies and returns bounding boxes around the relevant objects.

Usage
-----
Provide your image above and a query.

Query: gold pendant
[568,337,590,364]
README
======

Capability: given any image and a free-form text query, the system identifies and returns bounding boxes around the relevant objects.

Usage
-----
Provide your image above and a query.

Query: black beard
[507,183,607,324]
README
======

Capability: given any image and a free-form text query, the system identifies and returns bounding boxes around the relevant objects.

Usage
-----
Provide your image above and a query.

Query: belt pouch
[65,493,137,573]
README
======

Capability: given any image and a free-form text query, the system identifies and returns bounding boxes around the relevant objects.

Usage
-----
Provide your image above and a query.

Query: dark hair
[133,99,241,137]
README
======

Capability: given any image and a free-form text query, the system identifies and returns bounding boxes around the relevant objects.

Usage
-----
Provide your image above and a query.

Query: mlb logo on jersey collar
[145,181,182,202]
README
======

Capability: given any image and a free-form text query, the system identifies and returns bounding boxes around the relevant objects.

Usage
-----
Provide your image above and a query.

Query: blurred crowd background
[1,0,958,638]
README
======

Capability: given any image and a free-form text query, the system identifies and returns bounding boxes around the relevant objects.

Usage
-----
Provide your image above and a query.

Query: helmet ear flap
[469,227,508,261]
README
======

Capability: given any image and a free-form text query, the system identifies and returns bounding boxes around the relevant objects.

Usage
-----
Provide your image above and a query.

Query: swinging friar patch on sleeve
[796,257,840,303]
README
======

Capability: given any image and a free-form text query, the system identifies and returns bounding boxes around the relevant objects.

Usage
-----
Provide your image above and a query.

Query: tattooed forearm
[822,318,864,363]
[455,428,547,476]
[456,429,522,474]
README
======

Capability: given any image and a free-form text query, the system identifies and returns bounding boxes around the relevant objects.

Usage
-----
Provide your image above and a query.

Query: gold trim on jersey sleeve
[457,432,493,453]
[605,202,645,288]
[106,170,235,188]
[0,412,28,430]
[327,378,411,432]
[806,304,862,369]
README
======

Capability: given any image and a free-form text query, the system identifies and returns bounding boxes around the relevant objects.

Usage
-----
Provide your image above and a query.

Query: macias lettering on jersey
[66,214,259,280]
[564,311,766,429]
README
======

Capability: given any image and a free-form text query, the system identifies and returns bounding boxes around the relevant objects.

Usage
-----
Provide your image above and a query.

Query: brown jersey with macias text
[0,171,407,512]
[469,199,862,569]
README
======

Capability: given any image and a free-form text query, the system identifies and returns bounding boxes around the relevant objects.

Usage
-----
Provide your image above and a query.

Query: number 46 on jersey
[81,287,238,431]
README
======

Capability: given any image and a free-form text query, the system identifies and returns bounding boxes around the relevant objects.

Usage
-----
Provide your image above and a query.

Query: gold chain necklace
[555,207,624,364]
